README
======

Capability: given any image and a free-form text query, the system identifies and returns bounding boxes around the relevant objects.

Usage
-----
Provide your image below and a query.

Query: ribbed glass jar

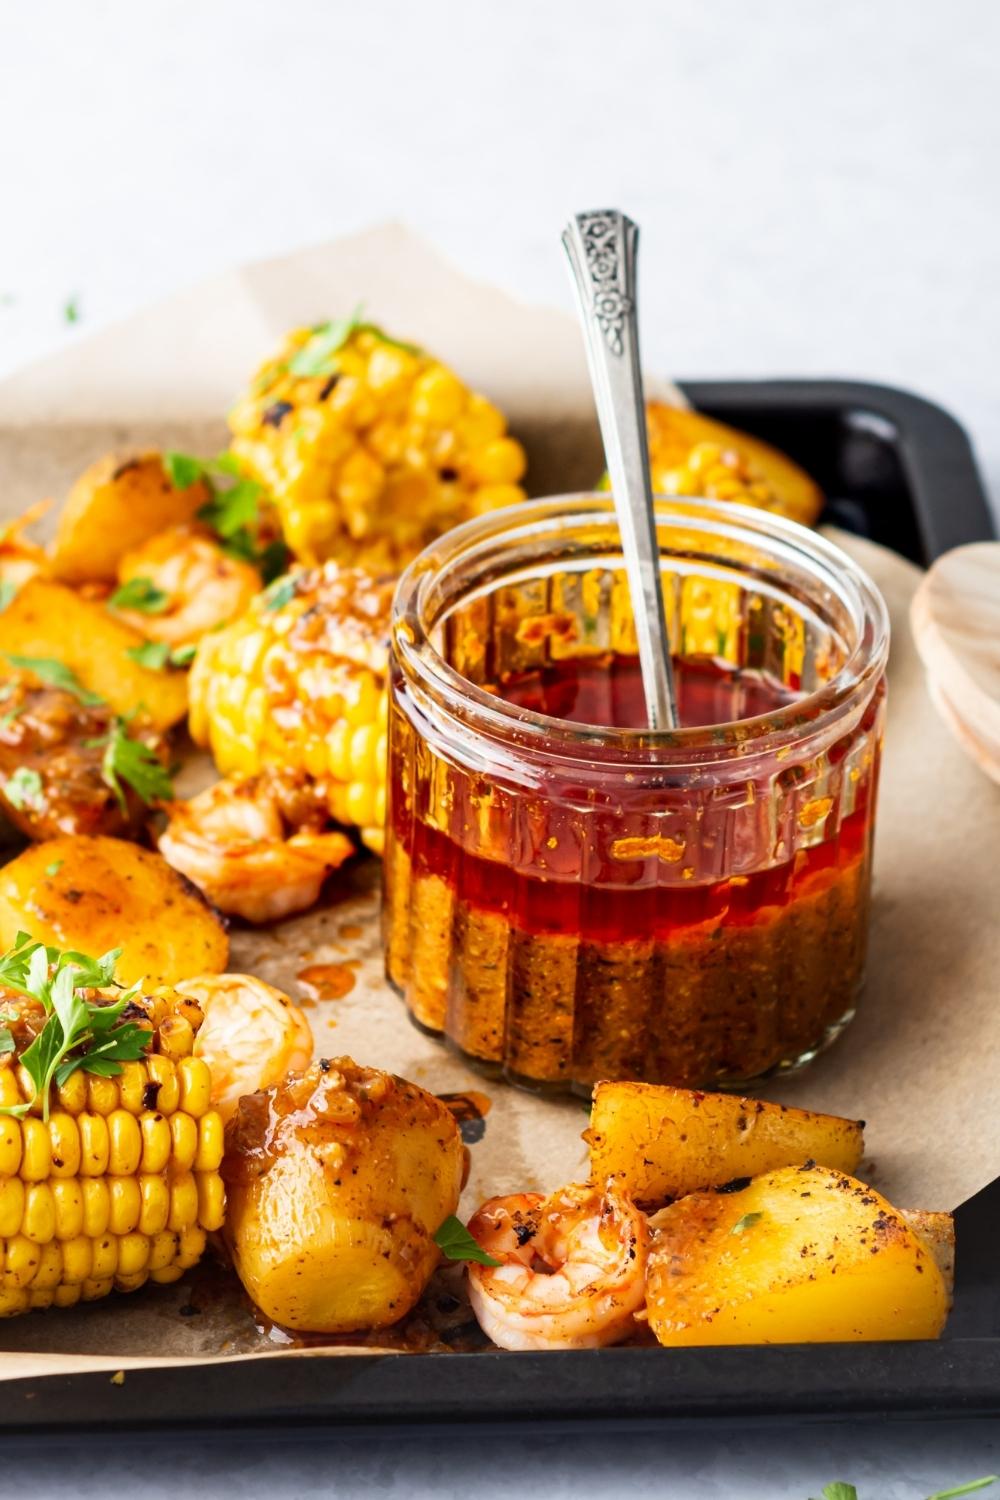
[383,496,889,1096]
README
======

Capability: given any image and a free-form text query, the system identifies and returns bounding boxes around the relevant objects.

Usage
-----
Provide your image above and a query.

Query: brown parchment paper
[0,227,996,1382]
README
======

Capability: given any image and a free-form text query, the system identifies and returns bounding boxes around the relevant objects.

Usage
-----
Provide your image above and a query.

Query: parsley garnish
[2,766,43,811]
[0,580,17,612]
[3,655,104,706]
[100,720,174,809]
[433,1215,501,1267]
[110,576,170,614]
[0,936,149,1120]
[64,296,80,325]
[262,575,298,612]
[730,1211,764,1236]
[288,308,419,377]
[125,641,195,673]
[162,451,286,577]
[808,1481,998,1500]
[44,860,62,877]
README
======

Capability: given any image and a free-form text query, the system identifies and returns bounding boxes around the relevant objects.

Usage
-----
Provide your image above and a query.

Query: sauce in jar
[383,496,888,1095]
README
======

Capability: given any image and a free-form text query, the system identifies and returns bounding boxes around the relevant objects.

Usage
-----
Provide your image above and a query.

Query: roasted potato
[223,1058,466,1332]
[51,451,210,584]
[645,1164,950,1345]
[587,1081,864,1207]
[0,835,228,985]
[0,577,189,731]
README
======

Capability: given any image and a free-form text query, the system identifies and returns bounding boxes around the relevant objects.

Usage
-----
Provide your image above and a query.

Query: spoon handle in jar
[562,209,679,731]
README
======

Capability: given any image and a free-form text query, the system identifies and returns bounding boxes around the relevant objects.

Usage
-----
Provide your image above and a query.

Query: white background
[2,1,999,1495]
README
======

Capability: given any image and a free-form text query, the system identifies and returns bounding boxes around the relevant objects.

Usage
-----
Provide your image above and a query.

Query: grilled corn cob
[188,565,392,854]
[227,319,528,570]
[602,403,823,527]
[0,988,224,1317]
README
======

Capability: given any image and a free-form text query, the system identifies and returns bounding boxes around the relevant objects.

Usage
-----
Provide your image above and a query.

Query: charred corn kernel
[146,1055,180,1115]
[16,1063,41,1113]
[0,1287,28,1315]
[0,992,221,1316]
[148,1264,183,1285]
[52,1179,84,1240]
[117,1232,150,1277]
[0,1116,21,1177]
[149,1230,178,1271]
[81,1178,110,1238]
[20,1117,51,1180]
[189,564,392,853]
[158,1015,195,1060]
[176,1225,207,1269]
[168,1172,198,1232]
[169,1112,198,1171]
[22,1182,56,1244]
[194,1111,224,1173]
[55,1070,87,1116]
[86,1074,119,1115]
[0,1069,22,1112]
[48,1113,81,1177]
[140,1112,172,1175]
[90,1233,117,1280]
[107,1110,142,1176]
[32,1241,62,1289]
[117,1061,147,1115]
[108,1177,141,1236]
[138,1174,170,1236]
[229,323,526,571]
[114,1270,149,1293]
[61,1236,93,1284]
[176,1057,211,1119]
[5,1234,40,1287]
[195,1171,225,1232]
[0,1178,25,1237]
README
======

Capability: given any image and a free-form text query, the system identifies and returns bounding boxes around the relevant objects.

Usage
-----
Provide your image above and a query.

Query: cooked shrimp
[179,973,314,1121]
[466,1181,649,1351]
[158,772,355,922]
[113,524,261,645]
[0,502,49,591]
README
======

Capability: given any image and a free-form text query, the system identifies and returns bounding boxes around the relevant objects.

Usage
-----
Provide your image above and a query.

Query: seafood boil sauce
[385,647,883,1095]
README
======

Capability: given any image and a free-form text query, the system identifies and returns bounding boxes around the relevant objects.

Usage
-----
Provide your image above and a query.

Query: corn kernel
[86,1074,119,1116]
[90,1234,117,1280]
[140,1112,172,1175]
[195,1171,225,1232]
[149,1230,178,1271]
[81,1178,110,1238]
[108,1176,141,1235]
[138,1174,170,1236]
[52,1179,84,1240]
[107,1110,142,1176]
[177,1058,211,1119]
[146,1055,180,1115]
[22,1182,56,1244]
[81,1277,113,1301]
[20,1117,51,1180]
[117,1231,150,1277]
[169,1112,198,1171]
[48,1112,81,1177]
[177,1225,207,1269]
[78,1113,110,1176]
[168,1172,198,1232]
[53,1283,82,1308]
[55,1070,88,1116]
[0,1115,22,1177]
[5,1234,40,1288]
[117,1061,147,1115]
[194,1111,224,1173]
[148,1264,184,1285]
[32,1240,63,1289]
[0,1178,25,1237]
[158,1016,195,1060]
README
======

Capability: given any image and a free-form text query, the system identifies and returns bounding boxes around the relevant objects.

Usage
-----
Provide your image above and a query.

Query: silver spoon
[562,209,680,731]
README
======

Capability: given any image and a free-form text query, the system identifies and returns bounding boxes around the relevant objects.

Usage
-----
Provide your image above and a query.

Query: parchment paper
[0,227,996,1381]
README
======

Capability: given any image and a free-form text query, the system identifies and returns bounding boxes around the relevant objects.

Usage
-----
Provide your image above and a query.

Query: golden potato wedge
[587,1080,864,1207]
[0,835,228,985]
[645,1164,949,1345]
[0,577,188,731]
[902,1209,956,1303]
[223,1058,465,1332]
[51,451,210,584]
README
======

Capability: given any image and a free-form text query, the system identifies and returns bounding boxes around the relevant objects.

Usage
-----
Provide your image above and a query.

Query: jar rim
[392,495,891,762]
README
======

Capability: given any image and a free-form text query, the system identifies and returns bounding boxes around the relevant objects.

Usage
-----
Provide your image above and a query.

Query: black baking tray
[1,379,996,1439]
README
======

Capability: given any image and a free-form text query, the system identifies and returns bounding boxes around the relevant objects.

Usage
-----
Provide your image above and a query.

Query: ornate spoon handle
[562,210,679,731]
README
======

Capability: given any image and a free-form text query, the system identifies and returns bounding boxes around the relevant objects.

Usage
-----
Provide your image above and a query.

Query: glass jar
[383,496,889,1096]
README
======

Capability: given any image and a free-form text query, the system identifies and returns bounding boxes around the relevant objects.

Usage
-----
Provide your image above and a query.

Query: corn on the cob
[188,565,392,854]
[0,987,224,1317]
[603,403,824,527]
[227,320,528,570]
